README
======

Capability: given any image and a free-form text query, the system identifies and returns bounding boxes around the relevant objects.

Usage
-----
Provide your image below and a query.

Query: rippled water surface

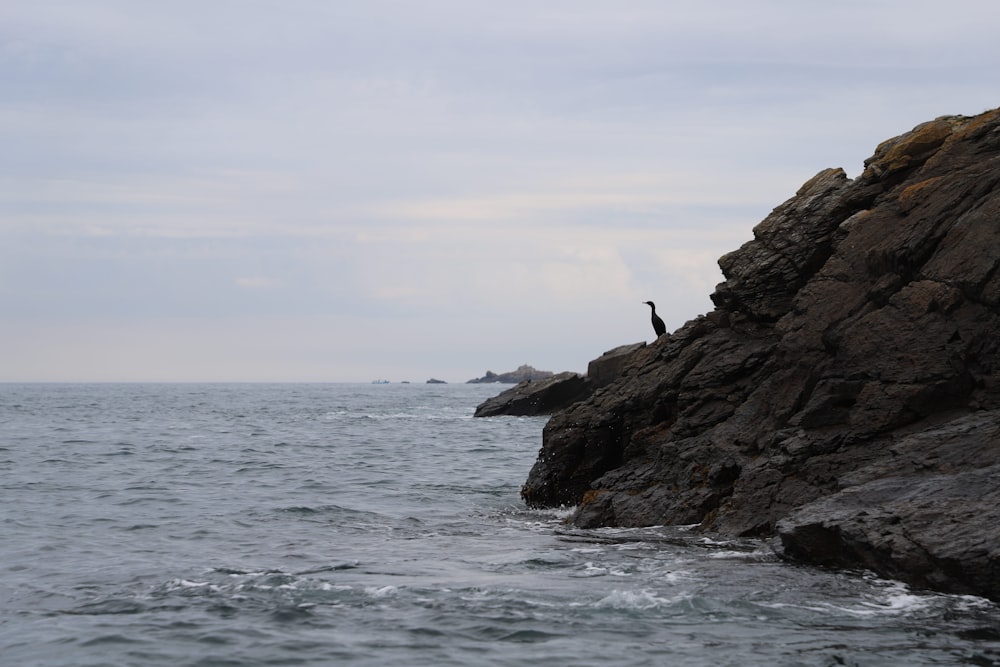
[2,383,999,666]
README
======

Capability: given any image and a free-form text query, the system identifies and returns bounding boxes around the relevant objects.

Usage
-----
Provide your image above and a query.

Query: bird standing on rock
[644,301,667,338]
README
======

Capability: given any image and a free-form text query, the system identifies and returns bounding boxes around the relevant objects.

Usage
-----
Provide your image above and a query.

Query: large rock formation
[521,108,1000,599]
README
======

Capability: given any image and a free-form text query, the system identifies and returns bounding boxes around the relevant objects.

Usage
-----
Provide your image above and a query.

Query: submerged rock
[521,107,1000,600]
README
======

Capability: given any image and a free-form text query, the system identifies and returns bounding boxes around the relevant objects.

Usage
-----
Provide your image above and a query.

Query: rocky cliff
[521,108,1000,600]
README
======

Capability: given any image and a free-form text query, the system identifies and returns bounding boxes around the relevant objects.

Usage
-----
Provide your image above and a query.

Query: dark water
[2,383,999,666]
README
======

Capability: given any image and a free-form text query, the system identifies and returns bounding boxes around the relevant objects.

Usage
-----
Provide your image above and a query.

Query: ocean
[2,382,999,666]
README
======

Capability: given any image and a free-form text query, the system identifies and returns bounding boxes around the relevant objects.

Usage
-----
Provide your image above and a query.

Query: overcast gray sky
[3,1,999,382]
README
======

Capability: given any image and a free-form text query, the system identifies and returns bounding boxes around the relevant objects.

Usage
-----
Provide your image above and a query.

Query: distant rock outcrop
[466,364,553,384]
[521,108,1000,600]
[426,378,447,384]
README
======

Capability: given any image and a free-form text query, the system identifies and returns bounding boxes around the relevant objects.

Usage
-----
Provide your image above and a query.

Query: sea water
[2,383,999,666]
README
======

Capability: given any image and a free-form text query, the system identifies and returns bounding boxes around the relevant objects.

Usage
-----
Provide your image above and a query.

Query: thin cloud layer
[3,1,999,381]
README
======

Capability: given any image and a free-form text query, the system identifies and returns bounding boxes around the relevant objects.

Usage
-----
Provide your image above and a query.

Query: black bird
[643,301,666,337]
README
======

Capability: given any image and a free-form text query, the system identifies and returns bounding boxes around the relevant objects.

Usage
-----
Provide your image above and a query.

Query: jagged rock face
[521,108,1000,597]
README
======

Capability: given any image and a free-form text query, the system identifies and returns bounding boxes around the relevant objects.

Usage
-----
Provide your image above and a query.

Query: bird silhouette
[643,301,666,337]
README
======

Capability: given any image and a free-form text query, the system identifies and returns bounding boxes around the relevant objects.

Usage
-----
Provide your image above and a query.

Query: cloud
[234,276,280,289]
[3,0,1000,380]
[372,168,793,224]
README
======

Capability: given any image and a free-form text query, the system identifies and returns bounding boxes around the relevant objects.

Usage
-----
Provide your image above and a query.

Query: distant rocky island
[466,364,554,384]
[481,108,1000,602]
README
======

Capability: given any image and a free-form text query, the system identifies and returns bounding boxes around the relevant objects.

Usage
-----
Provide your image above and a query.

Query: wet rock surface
[521,108,1000,599]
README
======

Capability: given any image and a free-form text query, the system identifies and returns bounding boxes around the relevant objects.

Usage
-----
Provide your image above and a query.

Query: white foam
[951,594,998,612]
[550,506,577,521]
[365,585,398,598]
[704,548,774,562]
[659,569,694,584]
[157,578,227,596]
[571,562,610,578]
[594,588,684,610]
[766,581,936,618]
[862,581,935,615]
[316,582,353,592]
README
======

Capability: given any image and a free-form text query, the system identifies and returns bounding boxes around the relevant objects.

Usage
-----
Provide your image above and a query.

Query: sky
[3,1,999,382]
